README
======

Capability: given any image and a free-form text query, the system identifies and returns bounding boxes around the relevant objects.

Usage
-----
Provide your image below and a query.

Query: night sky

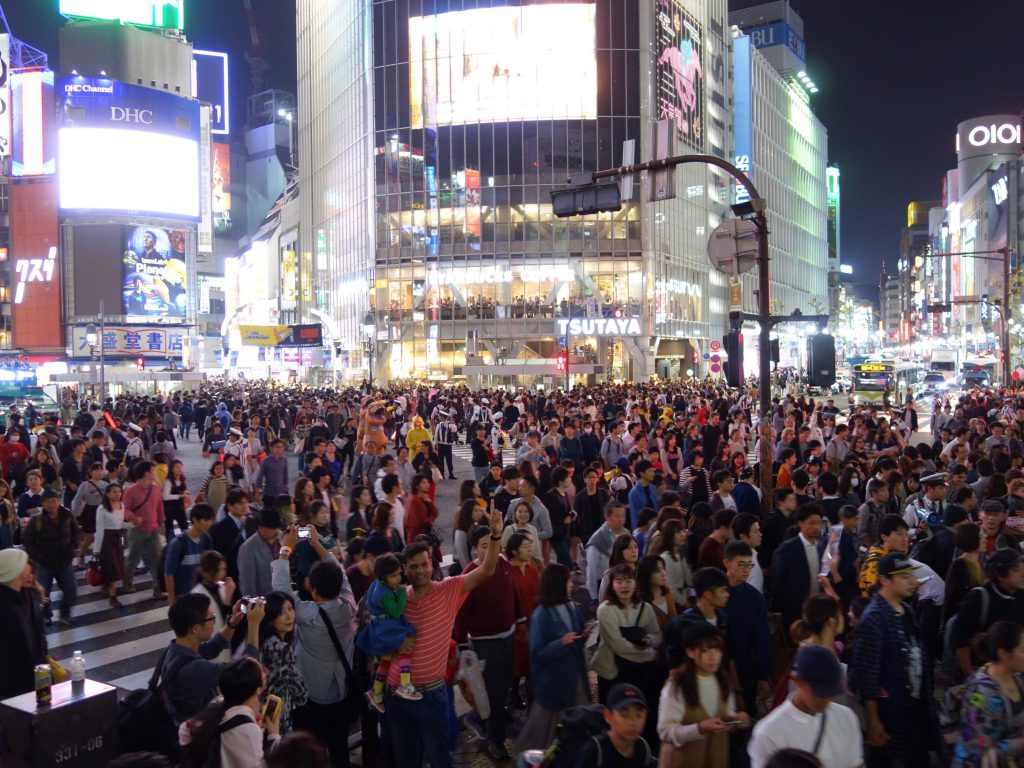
[6,1,1024,306]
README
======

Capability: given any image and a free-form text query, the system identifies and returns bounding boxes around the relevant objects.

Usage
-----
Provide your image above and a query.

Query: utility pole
[553,153,775,505]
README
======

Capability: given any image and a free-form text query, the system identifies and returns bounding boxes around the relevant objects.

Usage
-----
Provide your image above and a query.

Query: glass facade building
[297,0,761,385]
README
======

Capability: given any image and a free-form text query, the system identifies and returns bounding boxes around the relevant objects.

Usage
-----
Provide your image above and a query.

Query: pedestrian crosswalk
[47,570,171,693]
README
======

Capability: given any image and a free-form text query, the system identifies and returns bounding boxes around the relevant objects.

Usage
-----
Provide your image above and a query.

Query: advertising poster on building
[212,141,232,234]
[122,225,188,319]
[0,34,10,157]
[409,4,596,128]
[10,179,62,349]
[239,323,324,348]
[70,325,185,358]
[655,0,704,148]
[464,168,481,237]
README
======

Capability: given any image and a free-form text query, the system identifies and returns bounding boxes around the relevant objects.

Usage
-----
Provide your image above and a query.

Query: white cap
[229,427,243,437]
[127,422,142,433]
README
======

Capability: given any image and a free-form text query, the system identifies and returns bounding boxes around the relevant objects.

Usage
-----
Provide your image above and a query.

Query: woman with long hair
[657,625,748,768]
[190,550,234,662]
[198,460,231,511]
[370,500,404,553]
[591,564,662,704]
[453,498,487,570]
[661,433,683,486]
[162,459,190,539]
[0,480,15,550]
[258,591,308,735]
[515,563,589,751]
[292,477,315,519]
[943,523,985,625]
[70,461,105,567]
[93,483,126,607]
[657,519,693,606]
[347,485,372,541]
[506,531,542,710]
[597,532,640,601]
[951,621,1024,767]
[181,657,280,767]
[637,554,678,633]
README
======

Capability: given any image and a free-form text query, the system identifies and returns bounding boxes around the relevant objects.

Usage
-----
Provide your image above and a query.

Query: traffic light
[723,331,743,388]
[136,357,145,371]
[555,351,568,372]
[807,333,836,388]
[550,179,622,217]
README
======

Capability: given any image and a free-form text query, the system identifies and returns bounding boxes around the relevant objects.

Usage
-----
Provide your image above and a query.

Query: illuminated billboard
[10,180,63,349]
[11,70,56,177]
[122,225,189,319]
[58,77,200,220]
[655,0,704,148]
[192,49,229,134]
[59,0,184,30]
[212,141,232,234]
[409,4,597,128]
[0,34,10,157]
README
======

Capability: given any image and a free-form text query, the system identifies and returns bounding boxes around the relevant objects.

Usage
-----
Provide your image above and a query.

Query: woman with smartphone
[258,591,308,735]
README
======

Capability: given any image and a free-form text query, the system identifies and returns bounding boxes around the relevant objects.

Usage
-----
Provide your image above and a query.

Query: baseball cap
[980,499,1008,515]
[41,488,60,501]
[877,552,915,578]
[615,458,631,471]
[606,683,648,712]
[792,645,844,699]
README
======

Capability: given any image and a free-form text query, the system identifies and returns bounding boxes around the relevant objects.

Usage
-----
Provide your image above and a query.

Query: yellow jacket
[405,426,431,451]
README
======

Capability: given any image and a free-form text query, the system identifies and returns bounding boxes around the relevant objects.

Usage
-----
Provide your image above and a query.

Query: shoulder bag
[317,606,364,718]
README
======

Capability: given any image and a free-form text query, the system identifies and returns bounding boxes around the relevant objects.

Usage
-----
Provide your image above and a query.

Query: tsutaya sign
[557,317,642,336]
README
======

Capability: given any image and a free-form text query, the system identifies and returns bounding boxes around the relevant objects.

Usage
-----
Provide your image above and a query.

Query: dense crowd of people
[1,378,1023,767]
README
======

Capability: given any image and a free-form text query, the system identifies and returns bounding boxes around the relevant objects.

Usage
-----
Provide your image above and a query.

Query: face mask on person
[851,477,860,487]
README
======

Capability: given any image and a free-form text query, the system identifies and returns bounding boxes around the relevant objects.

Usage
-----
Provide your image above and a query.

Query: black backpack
[117,643,197,758]
[545,705,608,768]
[198,713,251,768]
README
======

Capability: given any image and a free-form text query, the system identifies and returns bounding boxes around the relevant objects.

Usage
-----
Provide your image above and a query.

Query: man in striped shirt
[384,507,504,768]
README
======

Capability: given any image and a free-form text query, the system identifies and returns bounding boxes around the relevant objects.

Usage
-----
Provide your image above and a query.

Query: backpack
[941,586,990,683]
[118,643,197,758]
[545,708,653,768]
[198,713,251,768]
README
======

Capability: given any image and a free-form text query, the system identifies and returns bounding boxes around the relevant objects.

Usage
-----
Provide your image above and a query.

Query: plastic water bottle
[70,650,86,694]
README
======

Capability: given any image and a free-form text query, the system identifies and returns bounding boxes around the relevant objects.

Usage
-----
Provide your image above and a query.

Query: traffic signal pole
[558,153,774,508]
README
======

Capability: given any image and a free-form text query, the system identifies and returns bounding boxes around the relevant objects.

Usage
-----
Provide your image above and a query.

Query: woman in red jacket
[405,474,440,562]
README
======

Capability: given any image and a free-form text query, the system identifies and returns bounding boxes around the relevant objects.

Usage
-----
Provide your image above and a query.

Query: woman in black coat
[0,548,48,698]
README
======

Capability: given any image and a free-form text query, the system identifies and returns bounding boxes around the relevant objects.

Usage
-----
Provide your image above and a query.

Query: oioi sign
[956,115,1023,160]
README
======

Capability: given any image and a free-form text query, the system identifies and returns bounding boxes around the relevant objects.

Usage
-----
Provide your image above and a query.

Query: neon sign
[557,317,642,336]
[14,246,56,304]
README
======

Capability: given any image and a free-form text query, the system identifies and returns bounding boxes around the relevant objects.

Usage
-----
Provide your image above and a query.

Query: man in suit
[769,503,824,631]
[209,489,256,589]
[237,507,282,598]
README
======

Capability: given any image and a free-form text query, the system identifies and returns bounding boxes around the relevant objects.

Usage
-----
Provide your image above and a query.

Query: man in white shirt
[748,645,864,768]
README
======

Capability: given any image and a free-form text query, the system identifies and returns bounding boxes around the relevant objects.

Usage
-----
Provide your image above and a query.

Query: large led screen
[122,225,189,319]
[60,128,200,219]
[655,0,704,148]
[58,77,200,220]
[409,4,597,128]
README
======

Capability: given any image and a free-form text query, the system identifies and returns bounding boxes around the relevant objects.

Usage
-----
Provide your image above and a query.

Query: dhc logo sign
[110,107,153,124]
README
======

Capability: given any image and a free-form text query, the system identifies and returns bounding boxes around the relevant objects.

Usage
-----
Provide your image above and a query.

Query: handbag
[317,606,363,718]
[613,604,650,681]
[431,465,443,484]
[86,558,104,587]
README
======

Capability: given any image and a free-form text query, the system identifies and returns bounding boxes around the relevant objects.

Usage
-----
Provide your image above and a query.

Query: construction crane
[241,0,269,92]
[0,1,48,69]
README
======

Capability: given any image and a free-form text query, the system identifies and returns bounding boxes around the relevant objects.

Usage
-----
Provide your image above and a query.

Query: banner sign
[70,325,186,358]
[239,323,323,348]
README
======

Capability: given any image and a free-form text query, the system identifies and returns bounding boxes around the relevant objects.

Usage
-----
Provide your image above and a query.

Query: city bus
[850,361,925,406]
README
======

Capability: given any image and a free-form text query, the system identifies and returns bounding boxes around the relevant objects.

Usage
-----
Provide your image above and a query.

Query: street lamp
[84,298,106,404]
[362,311,375,390]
